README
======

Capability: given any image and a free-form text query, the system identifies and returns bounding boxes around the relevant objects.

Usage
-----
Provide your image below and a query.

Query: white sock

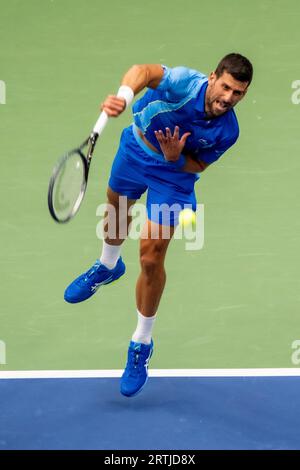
[132,309,156,345]
[100,241,122,269]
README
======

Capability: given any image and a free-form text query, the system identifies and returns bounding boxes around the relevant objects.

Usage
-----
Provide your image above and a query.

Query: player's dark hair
[215,53,253,86]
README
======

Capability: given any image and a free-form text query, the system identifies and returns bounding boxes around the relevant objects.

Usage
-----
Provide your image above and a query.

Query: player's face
[205,71,248,118]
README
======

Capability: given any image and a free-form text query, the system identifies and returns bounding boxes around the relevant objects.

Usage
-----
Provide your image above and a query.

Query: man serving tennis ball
[64,53,253,397]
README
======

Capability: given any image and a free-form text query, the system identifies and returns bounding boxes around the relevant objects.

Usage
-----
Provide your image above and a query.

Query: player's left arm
[154,126,239,172]
[181,154,210,173]
[154,127,212,173]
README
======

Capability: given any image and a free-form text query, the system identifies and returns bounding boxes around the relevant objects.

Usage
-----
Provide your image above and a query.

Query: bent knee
[140,240,168,274]
[140,255,164,277]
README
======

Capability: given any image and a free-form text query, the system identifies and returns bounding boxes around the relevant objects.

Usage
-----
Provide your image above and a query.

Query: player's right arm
[121,64,164,93]
[101,64,164,117]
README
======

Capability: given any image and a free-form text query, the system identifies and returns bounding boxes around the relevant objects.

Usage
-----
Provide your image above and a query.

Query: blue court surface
[0,375,300,450]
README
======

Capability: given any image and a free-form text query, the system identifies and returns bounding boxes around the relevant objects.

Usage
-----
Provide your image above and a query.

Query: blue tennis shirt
[132,65,239,165]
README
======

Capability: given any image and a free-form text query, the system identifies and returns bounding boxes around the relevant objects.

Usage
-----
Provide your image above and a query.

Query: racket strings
[50,151,87,222]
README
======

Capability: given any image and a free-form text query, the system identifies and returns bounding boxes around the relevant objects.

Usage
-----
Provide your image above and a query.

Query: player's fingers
[158,129,167,142]
[173,126,180,139]
[180,132,191,145]
[100,103,124,116]
[102,96,126,111]
[101,105,120,117]
[154,130,163,143]
[165,127,171,139]
[106,95,126,106]
[112,97,126,110]
[105,101,125,112]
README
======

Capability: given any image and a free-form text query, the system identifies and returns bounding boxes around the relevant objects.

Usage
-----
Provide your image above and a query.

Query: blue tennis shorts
[108,124,199,226]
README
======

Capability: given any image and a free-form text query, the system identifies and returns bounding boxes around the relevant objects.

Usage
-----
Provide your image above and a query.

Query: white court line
[0,368,300,379]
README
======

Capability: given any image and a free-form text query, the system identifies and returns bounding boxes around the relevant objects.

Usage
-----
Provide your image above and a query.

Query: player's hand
[154,126,191,162]
[101,95,126,117]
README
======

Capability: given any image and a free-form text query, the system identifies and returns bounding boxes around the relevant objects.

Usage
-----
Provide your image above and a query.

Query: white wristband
[117,85,134,108]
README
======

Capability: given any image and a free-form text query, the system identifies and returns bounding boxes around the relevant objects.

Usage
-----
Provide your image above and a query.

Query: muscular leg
[99,187,136,269]
[136,219,175,317]
[64,187,135,303]
[121,217,172,396]
[103,187,136,246]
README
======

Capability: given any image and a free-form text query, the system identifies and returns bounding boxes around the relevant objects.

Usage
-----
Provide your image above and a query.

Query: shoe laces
[86,260,102,278]
[127,345,144,376]
[76,260,103,286]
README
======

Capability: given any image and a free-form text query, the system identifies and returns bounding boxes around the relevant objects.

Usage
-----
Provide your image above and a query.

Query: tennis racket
[47,111,108,223]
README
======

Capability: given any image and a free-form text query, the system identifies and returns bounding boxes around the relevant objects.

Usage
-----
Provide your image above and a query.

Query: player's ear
[240,84,249,98]
[208,71,217,84]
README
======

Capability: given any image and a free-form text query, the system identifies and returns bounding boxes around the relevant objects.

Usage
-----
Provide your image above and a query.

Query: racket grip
[93,111,109,136]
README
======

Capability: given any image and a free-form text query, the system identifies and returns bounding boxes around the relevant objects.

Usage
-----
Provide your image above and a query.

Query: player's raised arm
[101,64,164,117]
[121,64,165,93]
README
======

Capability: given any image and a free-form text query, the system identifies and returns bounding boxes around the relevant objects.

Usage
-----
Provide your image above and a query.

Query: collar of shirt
[194,79,210,120]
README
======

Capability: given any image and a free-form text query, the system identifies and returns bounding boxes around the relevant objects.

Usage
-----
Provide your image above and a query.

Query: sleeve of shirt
[197,133,239,165]
[156,65,206,100]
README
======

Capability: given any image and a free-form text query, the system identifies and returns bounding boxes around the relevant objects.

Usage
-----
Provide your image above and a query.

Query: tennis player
[64,53,253,397]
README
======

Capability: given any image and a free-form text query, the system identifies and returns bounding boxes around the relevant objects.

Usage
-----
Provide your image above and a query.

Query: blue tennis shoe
[64,257,125,303]
[120,340,154,397]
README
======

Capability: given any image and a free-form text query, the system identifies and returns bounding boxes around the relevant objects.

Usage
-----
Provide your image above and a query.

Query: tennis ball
[178,208,196,227]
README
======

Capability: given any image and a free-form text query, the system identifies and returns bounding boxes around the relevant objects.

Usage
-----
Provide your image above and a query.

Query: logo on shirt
[198,138,214,148]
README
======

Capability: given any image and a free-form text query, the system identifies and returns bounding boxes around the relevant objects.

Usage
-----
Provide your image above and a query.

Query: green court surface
[1,0,300,371]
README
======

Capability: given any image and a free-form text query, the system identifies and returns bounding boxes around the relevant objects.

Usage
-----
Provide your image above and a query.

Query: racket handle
[93,111,109,136]
[93,86,134,136]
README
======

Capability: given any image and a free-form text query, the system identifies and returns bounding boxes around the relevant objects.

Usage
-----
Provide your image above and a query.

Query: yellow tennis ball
[178,208,196,227]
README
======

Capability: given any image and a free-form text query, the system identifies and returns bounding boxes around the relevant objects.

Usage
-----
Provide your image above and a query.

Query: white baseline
[0,368,300,379]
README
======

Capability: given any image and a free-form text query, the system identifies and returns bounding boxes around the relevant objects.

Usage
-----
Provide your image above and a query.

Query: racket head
[48,148,89,223]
